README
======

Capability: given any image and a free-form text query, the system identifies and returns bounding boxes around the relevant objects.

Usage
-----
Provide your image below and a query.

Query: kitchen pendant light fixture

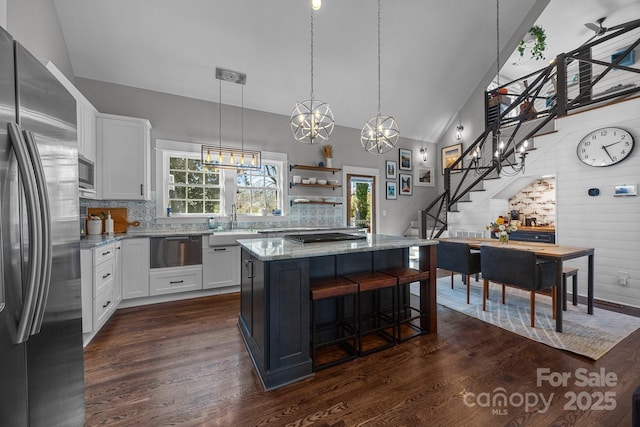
[202,68,262,171]
[361,0,399,154]
[289,6,334,144]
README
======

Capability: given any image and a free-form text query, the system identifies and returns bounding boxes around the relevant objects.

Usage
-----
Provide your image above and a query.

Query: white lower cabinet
[203,245,240,289]
[122,238,150,299]
[149,266,203,296]
[81,242,118,334]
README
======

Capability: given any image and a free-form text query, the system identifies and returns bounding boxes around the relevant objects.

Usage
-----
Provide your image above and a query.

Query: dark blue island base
[237,238,437,390]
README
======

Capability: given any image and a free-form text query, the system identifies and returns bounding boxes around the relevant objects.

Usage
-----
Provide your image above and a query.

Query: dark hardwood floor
[84,290,640,426]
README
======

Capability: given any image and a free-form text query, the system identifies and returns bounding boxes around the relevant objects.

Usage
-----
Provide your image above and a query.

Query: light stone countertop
[237,233,437,262]
[79,226,364,249]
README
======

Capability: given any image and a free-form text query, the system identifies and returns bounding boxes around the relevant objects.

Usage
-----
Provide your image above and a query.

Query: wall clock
[576,127,635,167]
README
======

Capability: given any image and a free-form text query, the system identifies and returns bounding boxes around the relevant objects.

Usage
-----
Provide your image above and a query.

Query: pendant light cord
[496,0,501,130]
[310,8,314,100]
[219,78,222,149]
[377,0,381,114]
[241,84,244,150]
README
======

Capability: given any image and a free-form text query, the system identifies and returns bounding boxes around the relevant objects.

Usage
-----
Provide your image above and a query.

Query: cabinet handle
[214,248,227,251]
[102,273,111,279]
[102,250,111,256]
[140,184,143,196]
[102,300,111,309]
[170,280,184,284]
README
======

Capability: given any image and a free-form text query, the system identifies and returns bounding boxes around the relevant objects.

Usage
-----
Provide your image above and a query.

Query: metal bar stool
[343,272,397,356]
[310,276,359,371]
[562,266,578,310]
[379,267,430,342]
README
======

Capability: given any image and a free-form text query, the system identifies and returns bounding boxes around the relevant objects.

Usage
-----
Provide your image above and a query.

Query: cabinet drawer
[93,282,116,330]
[149,267,203,296]
[94,243,115,266]
[94,259,115,296]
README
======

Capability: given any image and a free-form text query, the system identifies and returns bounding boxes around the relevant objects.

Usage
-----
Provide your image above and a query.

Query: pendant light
[361,0,399,154]
[202,68,261,170]
[290,5,334,144]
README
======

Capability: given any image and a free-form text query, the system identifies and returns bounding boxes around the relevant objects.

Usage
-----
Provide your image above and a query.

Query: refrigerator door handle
[23,130,52,336]
[7,123,43,344]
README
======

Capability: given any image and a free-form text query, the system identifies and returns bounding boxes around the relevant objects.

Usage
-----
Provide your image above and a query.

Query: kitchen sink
[207,230,258,246]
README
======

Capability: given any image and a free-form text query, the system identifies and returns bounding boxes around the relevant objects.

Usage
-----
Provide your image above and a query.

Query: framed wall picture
[399,173,412,195]
[399,148,412,171]
[385,160,397,179]
[441,143,463,174]
[415,166,435,187]
[386,181,397,200]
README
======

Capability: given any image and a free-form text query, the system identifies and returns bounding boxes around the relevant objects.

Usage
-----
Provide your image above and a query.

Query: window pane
[187,158,203,171]
[166,154,223,216]
[170,200,186,214]
[175,186,187,199]
[265,190,277,210]
[173,171,187,184]
[205,201,220,213]
[205,188,220,200]
[187,187,203,199]
[187,200,203,213]
[236,189,251,214]
[205,172,220,185]
[169,157,186,170]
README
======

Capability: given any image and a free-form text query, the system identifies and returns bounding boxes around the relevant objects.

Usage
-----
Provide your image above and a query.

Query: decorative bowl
[308,177,317,184]
[301,179,310,184]
[317,179,327,185]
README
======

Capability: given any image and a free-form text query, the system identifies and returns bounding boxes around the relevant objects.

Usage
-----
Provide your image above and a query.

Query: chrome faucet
[230,203,237,229]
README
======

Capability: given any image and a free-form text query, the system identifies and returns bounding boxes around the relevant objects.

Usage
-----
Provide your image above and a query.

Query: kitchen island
[236,233,438,390]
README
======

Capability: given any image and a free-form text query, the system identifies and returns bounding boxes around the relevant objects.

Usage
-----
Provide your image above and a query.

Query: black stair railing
[421,18,640,239]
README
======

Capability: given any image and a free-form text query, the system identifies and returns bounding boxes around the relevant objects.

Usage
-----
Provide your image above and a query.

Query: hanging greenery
[517,25,547,60]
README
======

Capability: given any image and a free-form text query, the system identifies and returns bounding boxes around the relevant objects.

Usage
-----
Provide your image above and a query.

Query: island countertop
[237,233,437,262]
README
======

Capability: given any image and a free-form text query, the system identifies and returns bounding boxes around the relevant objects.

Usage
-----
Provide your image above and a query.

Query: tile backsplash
[81,192,344,232]
[507,178,556,227]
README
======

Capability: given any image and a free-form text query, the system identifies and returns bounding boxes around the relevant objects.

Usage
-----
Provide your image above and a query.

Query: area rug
[430,277,640,360]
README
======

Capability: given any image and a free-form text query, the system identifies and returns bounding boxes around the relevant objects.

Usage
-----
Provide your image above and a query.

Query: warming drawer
[150,235,202,268]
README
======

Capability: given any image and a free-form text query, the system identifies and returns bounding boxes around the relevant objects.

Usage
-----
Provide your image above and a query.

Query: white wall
[1,0,7,29]
[6,0,74,80]
[454,97,640,308]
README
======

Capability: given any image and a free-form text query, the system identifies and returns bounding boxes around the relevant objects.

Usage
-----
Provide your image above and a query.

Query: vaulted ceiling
[53,0,639,143]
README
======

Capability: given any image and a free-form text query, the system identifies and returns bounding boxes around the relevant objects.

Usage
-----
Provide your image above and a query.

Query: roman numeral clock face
[576,127,635,167]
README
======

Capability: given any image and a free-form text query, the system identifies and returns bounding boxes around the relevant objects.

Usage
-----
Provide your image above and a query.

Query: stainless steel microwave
[78,155,96,198]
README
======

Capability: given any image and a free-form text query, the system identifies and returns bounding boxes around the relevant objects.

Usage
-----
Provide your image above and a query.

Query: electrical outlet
[618,271,630,286]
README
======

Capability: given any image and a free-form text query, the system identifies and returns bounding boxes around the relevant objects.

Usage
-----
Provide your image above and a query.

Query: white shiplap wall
[455,97,640,308]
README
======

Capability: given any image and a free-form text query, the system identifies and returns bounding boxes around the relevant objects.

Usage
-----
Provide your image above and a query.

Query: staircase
[420,18,640,239]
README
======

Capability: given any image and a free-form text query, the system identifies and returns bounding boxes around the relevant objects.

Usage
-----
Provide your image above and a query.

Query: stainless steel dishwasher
[150,235,202,269]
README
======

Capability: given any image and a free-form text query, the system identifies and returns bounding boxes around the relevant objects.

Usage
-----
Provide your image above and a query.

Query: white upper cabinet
[98,113,151,200]
[44,62,98,194]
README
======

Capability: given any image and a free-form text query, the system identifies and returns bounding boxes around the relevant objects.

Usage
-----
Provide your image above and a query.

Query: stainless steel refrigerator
[0,25,85,426]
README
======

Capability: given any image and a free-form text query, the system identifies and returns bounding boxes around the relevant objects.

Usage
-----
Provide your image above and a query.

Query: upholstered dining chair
[437,241,481,304]
[480,245,557,328]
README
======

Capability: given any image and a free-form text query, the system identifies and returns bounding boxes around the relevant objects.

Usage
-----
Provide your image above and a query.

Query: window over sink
[156,139,287,221]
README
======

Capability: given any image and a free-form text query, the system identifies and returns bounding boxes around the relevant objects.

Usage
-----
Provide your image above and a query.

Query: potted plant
[517,25,547,60]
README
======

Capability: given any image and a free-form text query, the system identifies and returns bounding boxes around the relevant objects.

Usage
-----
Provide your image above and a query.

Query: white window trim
[155,139,288,224]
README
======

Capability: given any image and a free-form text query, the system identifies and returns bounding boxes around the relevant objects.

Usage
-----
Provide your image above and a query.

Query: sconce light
[455,124,464,140]
[419,144,428,162]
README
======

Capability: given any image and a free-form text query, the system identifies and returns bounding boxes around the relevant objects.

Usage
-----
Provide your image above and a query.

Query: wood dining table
[438,237,595,333]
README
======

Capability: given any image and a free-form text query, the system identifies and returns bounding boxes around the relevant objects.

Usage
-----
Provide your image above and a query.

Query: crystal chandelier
[202,68,262,171]
[289,6,334,144]
[361,0,399,154]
